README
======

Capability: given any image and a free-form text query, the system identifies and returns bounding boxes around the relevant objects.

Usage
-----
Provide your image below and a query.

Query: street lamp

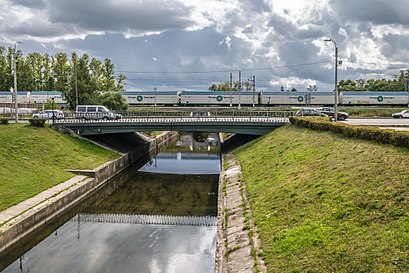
[154,86,157,106]
[324,38,338,122]
[13,41,22,122]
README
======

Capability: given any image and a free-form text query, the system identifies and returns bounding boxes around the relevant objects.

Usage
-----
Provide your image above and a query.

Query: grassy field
[235,125,409,272]
[0,124,118,211]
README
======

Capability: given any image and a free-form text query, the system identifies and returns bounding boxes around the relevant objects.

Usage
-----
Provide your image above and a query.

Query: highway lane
[343,118,409,127]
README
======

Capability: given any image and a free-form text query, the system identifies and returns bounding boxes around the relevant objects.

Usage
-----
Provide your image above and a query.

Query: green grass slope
[0,124,118,211]
[235,125,408,272]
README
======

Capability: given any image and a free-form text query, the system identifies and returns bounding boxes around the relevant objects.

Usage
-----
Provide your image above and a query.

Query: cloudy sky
[1,0,408,91]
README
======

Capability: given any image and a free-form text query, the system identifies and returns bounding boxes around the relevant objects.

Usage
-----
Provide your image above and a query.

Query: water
[0,132,220,273]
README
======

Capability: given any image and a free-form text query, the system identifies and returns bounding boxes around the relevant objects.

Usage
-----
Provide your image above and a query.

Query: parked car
[295,108,328,117]
[190,111,211,117]
[75,105,121,120]
[32,110,64,120]
[314,107,349,120]
[392,109,409,118]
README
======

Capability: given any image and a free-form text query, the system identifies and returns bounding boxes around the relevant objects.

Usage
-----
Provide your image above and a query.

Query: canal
[0,132,221,273]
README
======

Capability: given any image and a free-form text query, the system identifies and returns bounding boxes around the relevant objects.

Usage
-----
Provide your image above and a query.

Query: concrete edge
[215,151,267,273]
[215,133,227,273]
[0,131,178,254]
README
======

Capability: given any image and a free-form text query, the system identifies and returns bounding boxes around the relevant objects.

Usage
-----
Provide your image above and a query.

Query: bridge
[54,110,292,136]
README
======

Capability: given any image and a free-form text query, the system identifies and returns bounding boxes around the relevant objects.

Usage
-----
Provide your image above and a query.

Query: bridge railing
[55,110,294,123]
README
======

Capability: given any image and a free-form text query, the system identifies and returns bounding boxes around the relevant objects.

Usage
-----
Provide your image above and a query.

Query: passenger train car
[0,91,66,104]
[1,90,409,107]
[181,91,257,105]
[125,91,179,105]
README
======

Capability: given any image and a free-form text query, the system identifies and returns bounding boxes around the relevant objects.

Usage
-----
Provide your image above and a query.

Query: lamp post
[13,41,22,123]
[324,38,338,122]
[154,86,157,106]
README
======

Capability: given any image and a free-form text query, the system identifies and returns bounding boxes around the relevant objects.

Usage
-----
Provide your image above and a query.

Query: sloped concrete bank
[0,131,178,254]
[215,153,267,273]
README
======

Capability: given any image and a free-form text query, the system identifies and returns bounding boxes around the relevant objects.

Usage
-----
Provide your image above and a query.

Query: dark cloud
[10,0,46,9]
[2,0,409,91]
[47,0,197,33]
[331,0,409,25]
[381,35,409,63]
[276,41,332,83]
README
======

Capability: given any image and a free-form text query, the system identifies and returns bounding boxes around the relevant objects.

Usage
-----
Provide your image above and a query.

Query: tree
[52,53,70,93]
[89,58,103,91]
[364,78,402,91]
[307,85,318,92]
[208,81,250,91]
[115,73,127,91]
[101,58,116,92]
[97,91,128,110]
[0,46,12,91]
[43,54,53,91]
[0,48,127,109]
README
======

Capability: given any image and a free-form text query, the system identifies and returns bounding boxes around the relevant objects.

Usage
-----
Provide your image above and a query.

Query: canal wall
[0,131,178,254]
[215,151,267,273]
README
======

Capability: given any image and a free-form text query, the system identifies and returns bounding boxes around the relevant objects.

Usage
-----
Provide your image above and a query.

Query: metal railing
[54,110,294,123]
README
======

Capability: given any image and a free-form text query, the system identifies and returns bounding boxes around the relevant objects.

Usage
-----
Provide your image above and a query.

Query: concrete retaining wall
[0,131,178,254]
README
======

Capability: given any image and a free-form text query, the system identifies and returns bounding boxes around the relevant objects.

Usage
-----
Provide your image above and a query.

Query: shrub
[290,116,409,149]
[29,118,46,127]
[0,117,9,124]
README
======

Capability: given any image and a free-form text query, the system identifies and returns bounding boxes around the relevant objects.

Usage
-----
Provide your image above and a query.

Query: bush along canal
[0,132,221,273]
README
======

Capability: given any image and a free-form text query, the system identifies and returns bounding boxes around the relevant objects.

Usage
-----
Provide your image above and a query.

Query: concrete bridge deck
[54,110,291,136]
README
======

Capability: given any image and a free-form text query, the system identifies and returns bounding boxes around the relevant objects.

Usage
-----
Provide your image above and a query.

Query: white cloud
[1,0,409,90]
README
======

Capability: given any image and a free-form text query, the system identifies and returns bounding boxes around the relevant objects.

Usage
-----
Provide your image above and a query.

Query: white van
[75,105,120,120]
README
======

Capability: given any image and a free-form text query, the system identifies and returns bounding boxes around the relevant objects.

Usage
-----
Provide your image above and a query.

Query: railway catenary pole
[13,41,22,123]
[325,38,338,122]
[229,72,233,107]
[238,70,241,110]
[75,63,78,108]
[251,75,256,107]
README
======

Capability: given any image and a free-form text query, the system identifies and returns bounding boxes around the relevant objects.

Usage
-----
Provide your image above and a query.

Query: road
[343,118,409,131]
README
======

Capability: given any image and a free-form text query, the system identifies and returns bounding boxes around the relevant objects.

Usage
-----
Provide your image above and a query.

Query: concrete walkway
[0,175,88,227]
[216,153,266,273]
[0,175,96,253]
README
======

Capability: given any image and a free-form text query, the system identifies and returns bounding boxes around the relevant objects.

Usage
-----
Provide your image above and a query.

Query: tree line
[0,46,128,110]
[338,70,409,91]
[209,69,409,92]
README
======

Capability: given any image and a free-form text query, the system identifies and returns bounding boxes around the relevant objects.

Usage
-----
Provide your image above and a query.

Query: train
[1,90,409,107]
[0,91,66,104]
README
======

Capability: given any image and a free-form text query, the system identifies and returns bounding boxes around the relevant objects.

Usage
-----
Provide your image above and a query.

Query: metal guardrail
[54,110,294,123]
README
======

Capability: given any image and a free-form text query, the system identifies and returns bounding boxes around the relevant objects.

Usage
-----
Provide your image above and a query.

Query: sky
[1,0,409,92]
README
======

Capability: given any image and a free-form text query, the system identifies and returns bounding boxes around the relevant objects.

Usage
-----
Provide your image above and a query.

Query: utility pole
[229,72,233,107]
[13,41,22,123]
[325,38,338,122]
[154,86,157,106]
[238,70,241,110]
[75,63,78,108]
[249,75,256,107]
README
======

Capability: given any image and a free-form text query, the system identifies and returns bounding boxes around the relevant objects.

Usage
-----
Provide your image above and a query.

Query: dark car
[295,108,328,117]
[314,107,349,121]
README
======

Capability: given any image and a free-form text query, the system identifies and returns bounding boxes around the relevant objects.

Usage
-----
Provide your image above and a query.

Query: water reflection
[1,132,220,273]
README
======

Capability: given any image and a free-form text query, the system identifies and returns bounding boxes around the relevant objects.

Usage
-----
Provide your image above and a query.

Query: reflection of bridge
[71,213,217,226]
[55,110,291,136]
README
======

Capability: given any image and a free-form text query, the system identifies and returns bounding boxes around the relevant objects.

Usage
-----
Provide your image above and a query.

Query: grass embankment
[0,124,118,212]
[235,125,408,272]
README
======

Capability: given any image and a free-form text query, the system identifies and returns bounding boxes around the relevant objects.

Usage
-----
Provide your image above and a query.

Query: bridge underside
[57,121,286,136]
